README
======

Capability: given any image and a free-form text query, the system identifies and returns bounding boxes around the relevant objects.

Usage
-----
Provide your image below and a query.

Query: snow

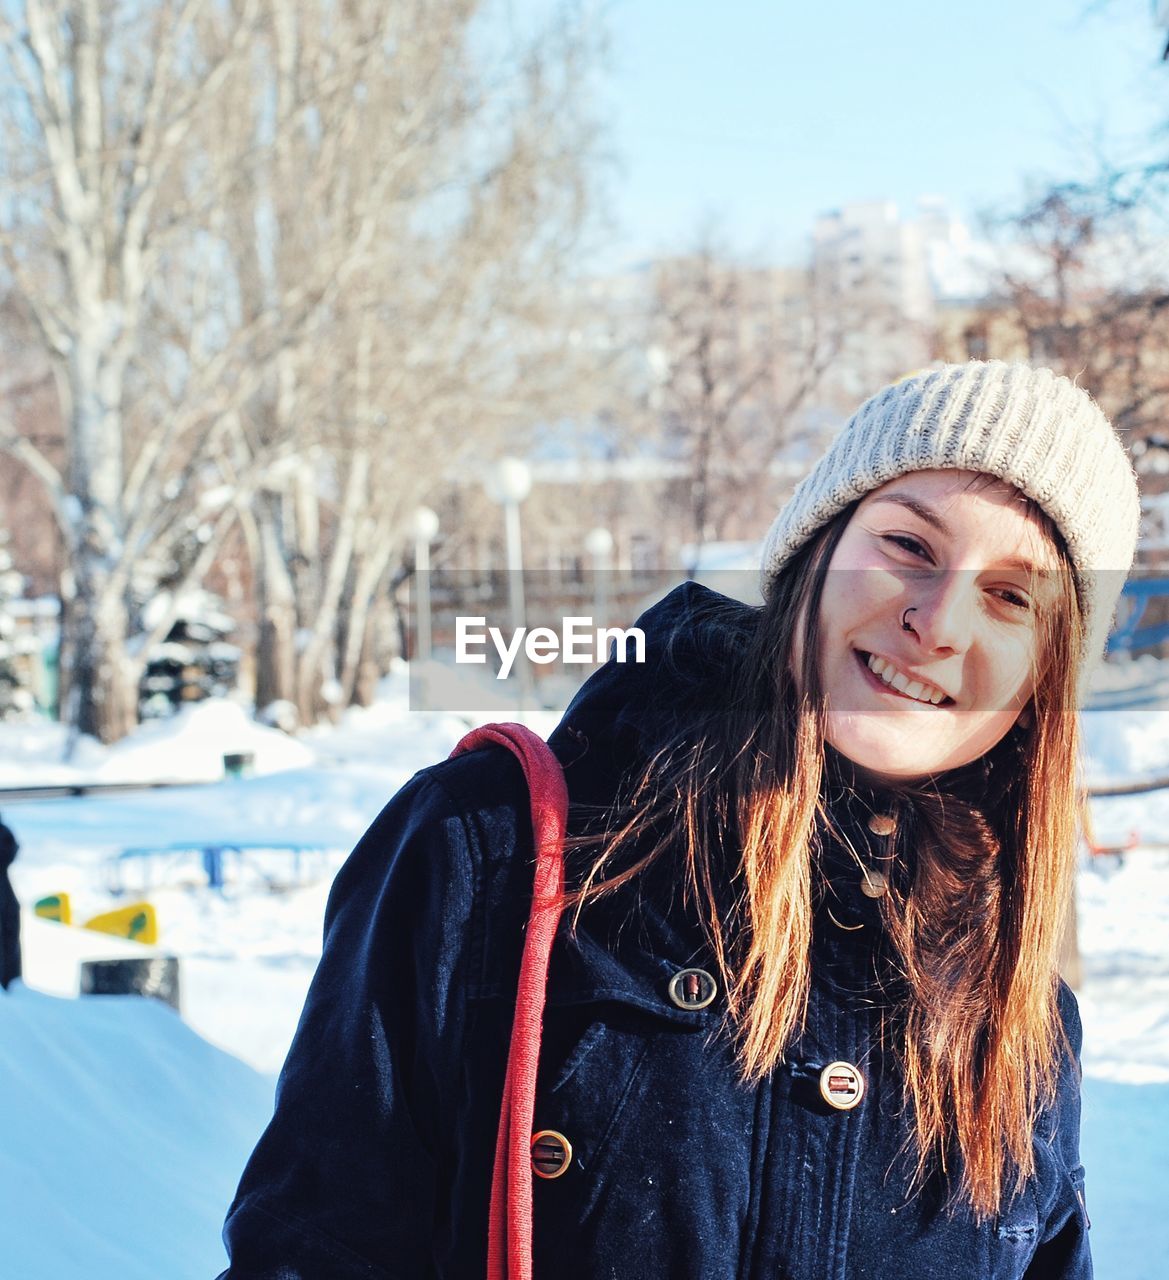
[1079,855,1169,1087]
[0,657,1165,1275]
[20,911,175,997]
[0,698,316,786]
[1082,656,1169,789]
[0,986,272,1280]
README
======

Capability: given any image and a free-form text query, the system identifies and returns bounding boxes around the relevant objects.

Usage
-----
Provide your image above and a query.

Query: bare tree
[646,236,839,559]
[990,184,1169,447]
[218,1,606,723]
[0,0,280,740]
[0,0,606,738]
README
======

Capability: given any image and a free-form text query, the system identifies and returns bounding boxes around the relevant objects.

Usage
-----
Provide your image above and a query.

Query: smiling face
[811,469,1066,781]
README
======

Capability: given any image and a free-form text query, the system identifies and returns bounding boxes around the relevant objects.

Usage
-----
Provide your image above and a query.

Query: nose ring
[901,607,917,632]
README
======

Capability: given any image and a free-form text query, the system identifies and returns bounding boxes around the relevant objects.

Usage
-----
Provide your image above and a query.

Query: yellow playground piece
[34,893,72,925]
[83,902,159,946]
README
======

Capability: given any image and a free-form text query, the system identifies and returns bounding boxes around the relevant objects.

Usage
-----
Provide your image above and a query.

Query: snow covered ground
[0,658,1166,1277]
[0,987,271,1280]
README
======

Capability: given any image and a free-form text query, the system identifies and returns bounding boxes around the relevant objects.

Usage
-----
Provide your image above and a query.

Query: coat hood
[548,579,756,808]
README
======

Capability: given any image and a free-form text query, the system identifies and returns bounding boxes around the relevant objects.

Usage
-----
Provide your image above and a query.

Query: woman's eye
[991,587,1031,611]
[883,534,929,559]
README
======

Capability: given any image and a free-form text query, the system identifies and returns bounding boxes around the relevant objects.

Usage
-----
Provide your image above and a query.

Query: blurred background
[0,1,1167,1276]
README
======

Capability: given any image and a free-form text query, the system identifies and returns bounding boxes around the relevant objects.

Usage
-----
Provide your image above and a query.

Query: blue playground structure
[105,840,343,894]
[1107,577,1169,654]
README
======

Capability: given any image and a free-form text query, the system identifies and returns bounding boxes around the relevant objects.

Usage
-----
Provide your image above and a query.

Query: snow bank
[0,718,109,785]
[1082,653,1169,787]
[0,661,561,790]
[1081,1077,1169,1278]
[0,985,272,1280]
[302,663,480,764]
[0,700,313,787]
[1082,702,1169,788]
[93,700,315,782]
[1078,851,1169,1086]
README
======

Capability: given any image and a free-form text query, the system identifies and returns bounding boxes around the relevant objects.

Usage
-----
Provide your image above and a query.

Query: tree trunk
[291,465,321,632]
[338,534,397,706]
[61,323,135,742]
[68,559,136,744]
[351,611,380,709]
[253,491,298,713]
[376,581,405,676]
[294,448,369,724]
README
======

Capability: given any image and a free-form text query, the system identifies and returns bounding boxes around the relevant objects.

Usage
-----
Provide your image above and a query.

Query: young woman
[219,361,1139,1279]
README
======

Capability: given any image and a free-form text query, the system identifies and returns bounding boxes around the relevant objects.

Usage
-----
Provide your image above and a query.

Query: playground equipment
[1083,828,1141,867]
[1107,577,1169,653]
[25,899,179,1010]
[35,893,158,943]
[33,893,70,924]
[104,839,340,894]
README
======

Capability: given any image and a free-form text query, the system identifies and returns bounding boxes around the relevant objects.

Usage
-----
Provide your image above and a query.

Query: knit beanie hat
[760,360,1141,672]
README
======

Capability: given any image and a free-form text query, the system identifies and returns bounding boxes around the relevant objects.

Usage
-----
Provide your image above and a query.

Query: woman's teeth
[865,653,947,705]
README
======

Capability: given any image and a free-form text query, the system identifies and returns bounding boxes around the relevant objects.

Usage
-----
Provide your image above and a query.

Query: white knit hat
[760,361,1141,671]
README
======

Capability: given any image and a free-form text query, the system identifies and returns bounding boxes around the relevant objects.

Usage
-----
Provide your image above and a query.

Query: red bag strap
[450,722,569,1280]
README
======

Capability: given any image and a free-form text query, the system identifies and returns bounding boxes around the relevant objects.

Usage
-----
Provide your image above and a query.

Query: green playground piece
[34,893,72,925]
[83,902,159,945]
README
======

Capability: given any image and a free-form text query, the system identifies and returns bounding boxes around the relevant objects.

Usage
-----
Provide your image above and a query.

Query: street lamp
[412,506,440,664]
[485,457,533,703]
[584,526,613,633]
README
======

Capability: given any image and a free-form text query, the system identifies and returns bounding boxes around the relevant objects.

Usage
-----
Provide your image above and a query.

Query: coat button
[867,813,897,837]
[667,966,718,1010]
[859,868,888,898]
[531,1130,573,1179]
[819,1061,865,1110]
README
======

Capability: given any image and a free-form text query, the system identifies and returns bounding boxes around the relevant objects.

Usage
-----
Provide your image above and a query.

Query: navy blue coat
[219,583,1090,1279]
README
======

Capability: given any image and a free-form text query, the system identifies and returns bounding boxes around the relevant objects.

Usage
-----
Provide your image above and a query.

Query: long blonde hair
[564,505,1085,1219]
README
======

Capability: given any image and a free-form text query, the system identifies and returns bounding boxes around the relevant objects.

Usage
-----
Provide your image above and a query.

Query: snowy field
[0,658,1166,1277]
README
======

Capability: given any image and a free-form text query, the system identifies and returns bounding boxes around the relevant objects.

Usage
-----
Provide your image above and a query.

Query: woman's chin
[825,718,957,781]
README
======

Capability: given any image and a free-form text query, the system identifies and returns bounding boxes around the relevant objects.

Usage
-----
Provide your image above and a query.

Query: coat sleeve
[218,769,477,1279]
[1023,983,1092,1279]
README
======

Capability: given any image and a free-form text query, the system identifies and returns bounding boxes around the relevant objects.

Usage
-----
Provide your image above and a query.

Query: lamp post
[584,526,614,635]
[412,506,440,664]
[485,458,533,703]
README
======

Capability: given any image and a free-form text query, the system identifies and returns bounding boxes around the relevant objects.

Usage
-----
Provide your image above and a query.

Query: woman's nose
[905,571,976,655]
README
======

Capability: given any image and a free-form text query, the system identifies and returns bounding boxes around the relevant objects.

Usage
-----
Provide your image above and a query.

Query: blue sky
[594,0,1169,265]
